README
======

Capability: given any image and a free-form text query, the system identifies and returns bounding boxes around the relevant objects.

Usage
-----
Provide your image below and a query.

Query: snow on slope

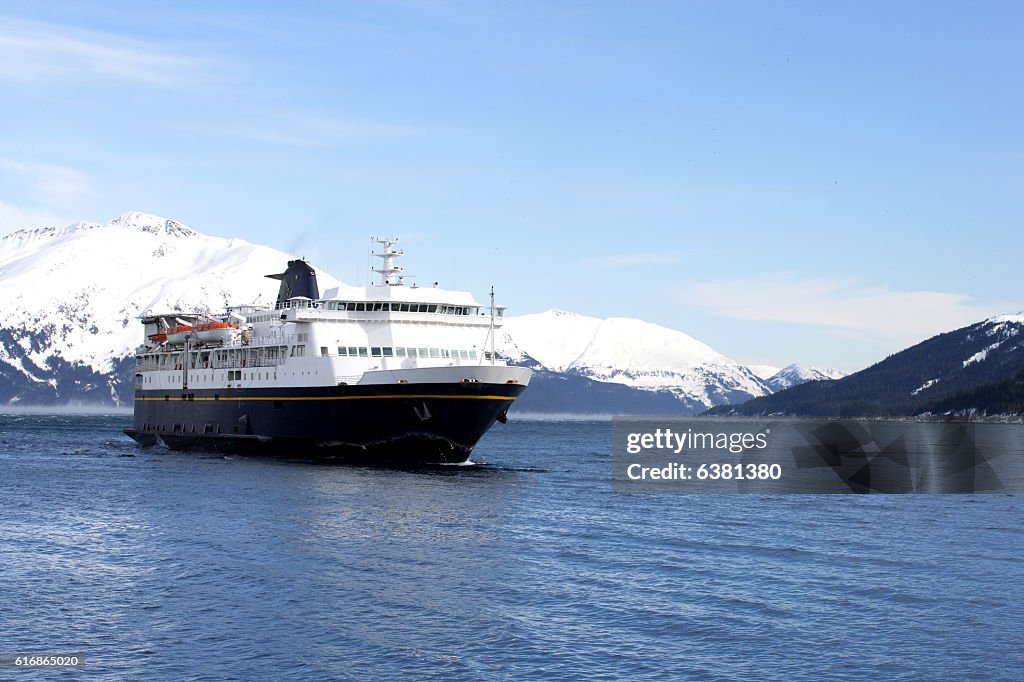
[498,309,770,408]
[765,364,846,392]
[961,313,1024,369]
[0,212,339,377]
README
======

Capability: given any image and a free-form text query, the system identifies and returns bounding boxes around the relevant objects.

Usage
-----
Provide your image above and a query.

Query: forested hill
[706,314,1024,417]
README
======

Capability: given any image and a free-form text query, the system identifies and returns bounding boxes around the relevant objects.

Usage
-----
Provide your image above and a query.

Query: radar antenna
[371,237,404,286]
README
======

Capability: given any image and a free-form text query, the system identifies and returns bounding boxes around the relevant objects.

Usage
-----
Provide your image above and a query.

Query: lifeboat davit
[194,321,239,344]
[165,325,194,345]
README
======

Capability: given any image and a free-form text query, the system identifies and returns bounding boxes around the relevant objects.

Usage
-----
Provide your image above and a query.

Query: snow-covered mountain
[0,212,338,404]
[763,364,846,391]
[710,313,1024,417]
[0,211,834,413]
[497,309,770,412]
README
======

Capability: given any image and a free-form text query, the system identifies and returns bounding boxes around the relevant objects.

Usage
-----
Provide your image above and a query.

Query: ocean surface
[1,413,1021,681]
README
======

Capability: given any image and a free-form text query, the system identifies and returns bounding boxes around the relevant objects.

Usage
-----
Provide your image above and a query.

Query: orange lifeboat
[194,321,239,344]
[165,324,194,345]
[148,331,168,345]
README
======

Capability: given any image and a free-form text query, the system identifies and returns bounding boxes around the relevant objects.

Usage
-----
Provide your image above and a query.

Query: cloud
[0,18,208,88]
[0,158,94,236]
[586,252,681,269]
[0,200,73,236]
[0,158,95,208]
[228,110,416,148]
[677,275,1009,347]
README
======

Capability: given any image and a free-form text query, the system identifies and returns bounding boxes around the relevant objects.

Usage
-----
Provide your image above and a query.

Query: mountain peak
[109,211,196,238]
[765,364,845,392]
[984,313,1024,326]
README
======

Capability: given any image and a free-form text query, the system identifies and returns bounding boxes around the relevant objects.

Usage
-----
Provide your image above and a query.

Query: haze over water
[1,414,1021,680]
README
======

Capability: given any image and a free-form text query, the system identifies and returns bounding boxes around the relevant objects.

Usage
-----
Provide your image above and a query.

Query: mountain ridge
[1,212,847,411]
[707,314,1024,417]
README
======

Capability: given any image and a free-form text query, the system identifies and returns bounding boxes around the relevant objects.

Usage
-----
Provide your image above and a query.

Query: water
[1,414,1021,680]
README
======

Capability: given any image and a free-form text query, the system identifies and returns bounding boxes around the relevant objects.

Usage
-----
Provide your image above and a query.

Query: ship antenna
[489,285,496,365]
[371,236,404,286]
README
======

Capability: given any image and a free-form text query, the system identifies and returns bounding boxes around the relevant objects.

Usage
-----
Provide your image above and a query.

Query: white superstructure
[134,239,531,393]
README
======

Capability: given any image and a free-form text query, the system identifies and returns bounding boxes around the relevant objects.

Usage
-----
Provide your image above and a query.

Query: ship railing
[291,309,499,327]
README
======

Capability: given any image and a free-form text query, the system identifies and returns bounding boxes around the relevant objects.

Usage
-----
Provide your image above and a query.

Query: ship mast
[371,237,404,286]
[489,286,496,365]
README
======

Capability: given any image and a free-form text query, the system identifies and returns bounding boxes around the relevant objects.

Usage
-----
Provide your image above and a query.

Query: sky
[1,0,1021,373]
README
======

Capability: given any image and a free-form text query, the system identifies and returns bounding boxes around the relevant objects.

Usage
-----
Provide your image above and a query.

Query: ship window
[356,303,365,312]
[382,347,393,357]
[427,305,437,313]
[469,350,477,359]
[406,348,416,357]
[325,302,335,310]
[348,346,358,356]
[358,347,368,357]
[395,347,406,357]
[441,349,450,358]
[429,348,441,358]
[458,350,468,359]
[338,346,347,356]
[418,347,429,357]
[292,345,305,357]
[321,346,329,356]
[371,347,382,357]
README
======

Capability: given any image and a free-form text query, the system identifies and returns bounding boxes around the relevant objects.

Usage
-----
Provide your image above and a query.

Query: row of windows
[323,301,480,315]
[326,346,479,360]
[275,299,490,315]
[142,369,276,384]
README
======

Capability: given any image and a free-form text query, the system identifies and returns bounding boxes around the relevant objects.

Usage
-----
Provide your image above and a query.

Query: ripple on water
[0,415,1021,680]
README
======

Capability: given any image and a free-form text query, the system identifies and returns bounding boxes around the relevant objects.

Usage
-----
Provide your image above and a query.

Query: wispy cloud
[0,158,95,208]
[229,110,417,148]
[677,275,1010,346]
[586,251,681,269]
[0,158,94,236]
[0,200,73,236]
[0,18,209,88]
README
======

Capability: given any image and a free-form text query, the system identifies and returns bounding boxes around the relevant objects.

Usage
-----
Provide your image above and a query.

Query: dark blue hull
[124,382,524,463]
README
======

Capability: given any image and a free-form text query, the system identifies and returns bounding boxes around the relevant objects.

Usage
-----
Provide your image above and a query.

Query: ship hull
[124,381,524,464]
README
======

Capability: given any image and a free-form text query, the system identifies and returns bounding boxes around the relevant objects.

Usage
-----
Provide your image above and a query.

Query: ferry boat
[123,239,531,463]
